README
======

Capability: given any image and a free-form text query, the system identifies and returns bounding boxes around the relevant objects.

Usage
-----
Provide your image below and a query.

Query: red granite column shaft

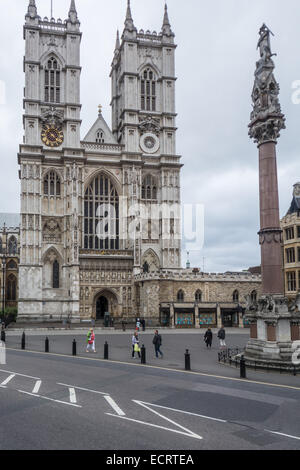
[259,141,284,295]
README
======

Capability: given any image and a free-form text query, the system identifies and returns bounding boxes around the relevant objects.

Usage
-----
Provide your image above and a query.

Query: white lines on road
[69,388,77,404]
[32,380,42,394]
[266,430,300,441]
[0,369,40,380]
[1,374,15,386]
[104,395,125,416]
[134,401,227,423]
[57,383,108,396]
[17,390,82,408]
[106,413,203,441]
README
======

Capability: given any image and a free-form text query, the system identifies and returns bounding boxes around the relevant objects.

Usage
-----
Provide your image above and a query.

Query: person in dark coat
[204,328,213,348]
[217,326,226,348]
[152,330,163,358]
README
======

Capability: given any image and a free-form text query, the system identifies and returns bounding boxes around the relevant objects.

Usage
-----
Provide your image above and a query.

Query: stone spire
[68,0,79,24]
[249,24,285,146]
[26,0,38,19]
[161,3,174,37]
[124,0,136,33]
[115,30,120,52]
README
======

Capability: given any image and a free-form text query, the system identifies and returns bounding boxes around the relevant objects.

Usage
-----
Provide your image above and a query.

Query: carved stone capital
[258,227,283,245]
[249,115,285,146]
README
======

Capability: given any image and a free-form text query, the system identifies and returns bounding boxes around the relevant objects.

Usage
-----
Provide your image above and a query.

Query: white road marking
[266,430,300,441]
[18,390,82,408]
[133,400,203,440]
[104,395,125,416]
[0,369,40,380]
[1,374,15,386]
[106,413,203,440]
[32,380,42,394]
[134,401,227,423]
[57,383,108,395]
[69,388,77,404]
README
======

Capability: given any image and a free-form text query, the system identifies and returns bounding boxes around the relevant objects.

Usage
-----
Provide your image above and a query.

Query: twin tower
[18,0,182,322]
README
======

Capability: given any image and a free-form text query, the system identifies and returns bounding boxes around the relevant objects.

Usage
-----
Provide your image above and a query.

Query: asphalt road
[1,345,300,450]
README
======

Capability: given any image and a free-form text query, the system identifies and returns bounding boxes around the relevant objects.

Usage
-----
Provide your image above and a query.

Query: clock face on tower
[41,125,64,147]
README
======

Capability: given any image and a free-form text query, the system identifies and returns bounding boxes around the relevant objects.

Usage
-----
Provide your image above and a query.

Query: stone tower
[18,0,83,322]
[245,25,300,369]
[110,1,182,273]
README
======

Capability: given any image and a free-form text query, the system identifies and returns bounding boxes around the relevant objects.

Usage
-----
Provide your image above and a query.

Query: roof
[286,196,300,215]
[83,112,117,144]
[0,213,20,229]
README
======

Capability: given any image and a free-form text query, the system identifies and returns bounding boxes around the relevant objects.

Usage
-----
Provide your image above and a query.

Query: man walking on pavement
[132,331,141,358]
[86,328,96,353]
[153,330,163,358]
[217,325,226,348]
[204,327,213,348]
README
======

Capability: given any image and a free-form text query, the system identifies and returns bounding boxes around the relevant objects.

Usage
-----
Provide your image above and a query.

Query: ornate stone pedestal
[244,294,300,370]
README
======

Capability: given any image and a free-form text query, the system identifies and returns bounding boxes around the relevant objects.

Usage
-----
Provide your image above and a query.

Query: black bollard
[141,344,146,364]
[104,341,109,359]
[185,349,191,371]
[21,332,25,350]
[72,339,77,356]
[240,355,246,379]
[45,337,49,353]
[1,330,5,343]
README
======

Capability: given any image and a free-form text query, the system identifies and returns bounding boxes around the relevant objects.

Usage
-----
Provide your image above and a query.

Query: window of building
[286,247,296,263]
[287,271,296,291]
[195,290,202,302]
[96,129,105,143]
[6,274,16,301]
[141,68,156,111]
[285,227,295,240]
[53,260,59,289]
[7,260,17,270]
[44,171,61,197]
[250,290,257,303]
[45,57,61,104]
[143,262,149,273]
[84,173,119,250]
[297,226,300,238]
[233,290,239,302]
[177,290,184,302]
[298,247,300,263]
[8,237,17,255]
[141,175,157,200]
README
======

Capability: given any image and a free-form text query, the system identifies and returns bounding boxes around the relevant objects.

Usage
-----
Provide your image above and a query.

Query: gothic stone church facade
[18,1,261,327]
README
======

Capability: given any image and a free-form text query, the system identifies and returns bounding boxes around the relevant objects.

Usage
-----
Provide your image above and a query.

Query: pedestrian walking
[86,328,96,353]
[204,327,213,348]
[152,330,163,358]
[132,331,141,358]
[217,326,226,348]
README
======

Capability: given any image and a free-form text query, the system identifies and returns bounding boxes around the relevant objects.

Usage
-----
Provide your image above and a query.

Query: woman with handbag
[131,331,141,358]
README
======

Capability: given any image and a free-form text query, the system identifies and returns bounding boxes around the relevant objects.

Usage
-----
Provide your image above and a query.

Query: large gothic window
[141,68,156,111]
[44,171,61,197]
[84,174,119,251]
[141,175,157,201]
[45,57,61,104]
[8,237,17,255]
[6,274,16,301]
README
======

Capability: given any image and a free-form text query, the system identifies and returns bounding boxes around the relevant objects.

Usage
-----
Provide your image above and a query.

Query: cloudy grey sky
[0,0,300,273]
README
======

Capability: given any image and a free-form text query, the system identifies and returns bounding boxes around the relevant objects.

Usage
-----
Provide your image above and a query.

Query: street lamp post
[2,255,6,318]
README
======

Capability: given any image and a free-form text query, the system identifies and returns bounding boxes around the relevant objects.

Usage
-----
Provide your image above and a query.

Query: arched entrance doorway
[96,296,108,320]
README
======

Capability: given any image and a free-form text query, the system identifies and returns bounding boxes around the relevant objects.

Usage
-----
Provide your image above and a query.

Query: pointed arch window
[8,237,17,256]
[84,174,119,251]
[44,171,61,198]
[141,68,156,111]
[250,290,257,303]
[195,290,202,302]
[143,262,149,273]
[53,260,60,289]
[233,290,239,303]
[45,57,61,104]
[142,174,157,201]
[7,274,17,301]
[177,290,184,302]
